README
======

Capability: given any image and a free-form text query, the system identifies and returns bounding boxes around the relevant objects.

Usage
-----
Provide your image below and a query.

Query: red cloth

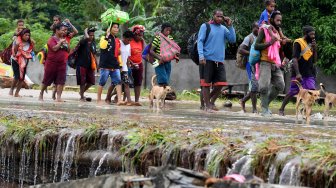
[42,36,68,86]
[129,39,144,64]
[115,38,121,59]
[13,36,34,80]
[45,36,68,66]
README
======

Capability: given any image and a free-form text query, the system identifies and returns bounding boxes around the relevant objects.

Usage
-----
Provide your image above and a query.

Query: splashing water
[205,146,223,177]
[19,143,27,187]
[268,164,276,184]
[89,154,100,177]
[194,149,206,171]
[33,138,40,185]
[227,155,248,175]
[53,131,66,182]
[161,146,175,166]
[94,153,110,176]
[279,161,301,186]
[239,156,253,176]
[60,133,78,182]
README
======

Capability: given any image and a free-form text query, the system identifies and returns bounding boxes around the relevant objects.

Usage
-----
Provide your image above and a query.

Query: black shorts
[11,58,27,81]
[199,60,227,87]
[121,71,130,84]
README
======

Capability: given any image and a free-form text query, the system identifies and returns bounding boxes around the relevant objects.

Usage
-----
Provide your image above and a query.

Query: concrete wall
[143,59,249,91]
[26,58,336,93]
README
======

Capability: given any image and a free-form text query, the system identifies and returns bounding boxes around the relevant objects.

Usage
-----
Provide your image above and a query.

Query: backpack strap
[204,23,211,43]
[300,44,311,57]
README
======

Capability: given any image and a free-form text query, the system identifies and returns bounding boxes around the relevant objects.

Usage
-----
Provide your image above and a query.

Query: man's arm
[292,42,302,80]
[150,36,161,58]
[238,35,251,55]
[254,29,275,50]
[225,26,236,44]
[311,39,317,64]
[238,44,250,56]
[65,19,78,35]
[13,40,19,56]
[84,28,89,39]
[197,23,207,62]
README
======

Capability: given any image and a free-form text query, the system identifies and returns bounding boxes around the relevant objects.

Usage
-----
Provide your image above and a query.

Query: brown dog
[293,80,320,124]
[149,75,172,110]
[320,83,336,117]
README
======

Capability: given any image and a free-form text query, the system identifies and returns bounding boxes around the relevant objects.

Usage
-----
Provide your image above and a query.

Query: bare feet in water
[52,91,56,100]
[56,98,65,102]
[38,94,44,101]
[239,99,246,113]
[105,99,111,105]
[14,94,22,98]
[97,100,106,105]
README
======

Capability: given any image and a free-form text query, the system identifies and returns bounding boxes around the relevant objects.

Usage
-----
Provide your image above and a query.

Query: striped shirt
[152,34,174,55]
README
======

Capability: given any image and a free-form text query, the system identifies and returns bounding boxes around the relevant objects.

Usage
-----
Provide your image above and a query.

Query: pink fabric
[223,174,246,183]
[262,27,281,67]
[255,63,260,80]
[159,33,181,62]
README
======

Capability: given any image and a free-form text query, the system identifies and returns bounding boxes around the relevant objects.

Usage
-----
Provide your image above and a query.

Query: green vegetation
[1,0,335,74]
[253,137,336,183]
[0,115,56,144]
[0,109,335,183]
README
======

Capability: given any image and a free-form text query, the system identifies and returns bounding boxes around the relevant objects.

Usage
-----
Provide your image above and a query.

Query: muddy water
[2,100,336,139]
[0,99,335,187]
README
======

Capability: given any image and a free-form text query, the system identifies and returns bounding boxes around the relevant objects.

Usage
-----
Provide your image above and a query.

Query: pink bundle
[263,27,281,67]
[159,33,181,62]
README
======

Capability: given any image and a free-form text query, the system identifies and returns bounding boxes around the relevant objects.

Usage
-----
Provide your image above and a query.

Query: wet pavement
[0,88,335,142]
[0,88,335,187]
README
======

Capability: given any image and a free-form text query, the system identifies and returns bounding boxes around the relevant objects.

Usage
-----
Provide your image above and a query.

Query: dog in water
[293,80,320,124]
[149,75,172,110]
[320,83,336,117]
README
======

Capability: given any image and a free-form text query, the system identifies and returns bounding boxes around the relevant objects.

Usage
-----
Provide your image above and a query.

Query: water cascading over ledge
[0,114,335,187]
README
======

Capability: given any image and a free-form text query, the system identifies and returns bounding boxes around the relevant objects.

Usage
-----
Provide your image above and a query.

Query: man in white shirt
[119,30,134,105]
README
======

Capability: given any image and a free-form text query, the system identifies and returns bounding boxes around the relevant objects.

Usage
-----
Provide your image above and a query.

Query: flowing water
[0,98,335,187]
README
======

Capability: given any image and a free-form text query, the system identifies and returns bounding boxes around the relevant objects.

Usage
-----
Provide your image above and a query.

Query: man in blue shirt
[197,9,236,112]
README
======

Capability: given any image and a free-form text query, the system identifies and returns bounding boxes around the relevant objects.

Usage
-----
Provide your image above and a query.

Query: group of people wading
[4,0,319,117]
[198,0,317,117]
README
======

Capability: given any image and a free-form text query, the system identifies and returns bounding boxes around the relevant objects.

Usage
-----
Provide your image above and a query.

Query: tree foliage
[154,0,336,74]
[0,0,335,74]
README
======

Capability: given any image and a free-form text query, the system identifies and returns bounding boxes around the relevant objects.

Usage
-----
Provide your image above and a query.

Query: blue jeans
[154,61,171,85]
[99,69,121,86]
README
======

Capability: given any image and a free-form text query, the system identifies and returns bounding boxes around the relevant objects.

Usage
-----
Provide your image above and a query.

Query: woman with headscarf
[9,28,34,97]
[129,25,146,106]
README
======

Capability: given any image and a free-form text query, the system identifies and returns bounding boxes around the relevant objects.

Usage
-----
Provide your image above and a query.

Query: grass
[253,137,336,183]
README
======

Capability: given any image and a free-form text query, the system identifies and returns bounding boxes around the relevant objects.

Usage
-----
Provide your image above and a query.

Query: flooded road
[1,91,335,141]
[0,89,335,187]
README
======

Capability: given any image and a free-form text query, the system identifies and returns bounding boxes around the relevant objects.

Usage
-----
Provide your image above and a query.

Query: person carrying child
[258,0,290,44]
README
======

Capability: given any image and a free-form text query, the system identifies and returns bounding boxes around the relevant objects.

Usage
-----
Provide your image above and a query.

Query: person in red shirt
[51,18,78,100]
[39,23,70,102]
[129,25,145,106]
